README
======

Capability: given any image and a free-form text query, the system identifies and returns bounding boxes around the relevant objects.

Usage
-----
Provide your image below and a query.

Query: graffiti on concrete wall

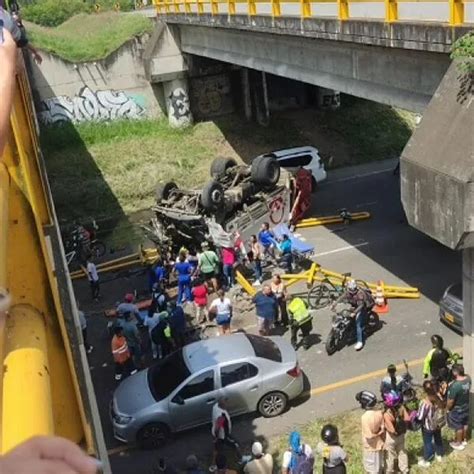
[39,86,145,124]
[190,74,233,119]
[167,87,192,127]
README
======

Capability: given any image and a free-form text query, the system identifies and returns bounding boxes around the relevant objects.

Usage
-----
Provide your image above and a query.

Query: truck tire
[201,180,225,213]
[156,182,177,204]
[210,157,237,178]
[251,156,280,186]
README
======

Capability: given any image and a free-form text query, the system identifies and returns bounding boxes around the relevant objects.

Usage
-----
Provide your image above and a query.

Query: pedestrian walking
[175,253,193,304]
[317,424,348,473]
[199,242,220,293]
[417,381,445,467]
[86,256,100,301]
[253,285,277,336]
[250,235,263,286]
[281,431,314,474]
[150,311,174,358]
[78,305,93,354]
[120,312,143,368]
[447,363,471,450]
[144,309,165,359]
[356,390,385,474]
[243,442,273,474]
[221,245,237,288]
[382,391,409,474]
[211,399,242,469]
[287,297,312,350]
[117,293,144,325]
[192,279,209,324]
[150,282,168,315]
[258,222,276,262]
[423,334,451,381]
[209,289,233,335]
[111,326,137,381]
[271,274,289,326]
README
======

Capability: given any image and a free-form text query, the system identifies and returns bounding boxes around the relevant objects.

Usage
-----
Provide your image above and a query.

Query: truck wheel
[251,156,280,186]
[210,157,237,178]
[156,182,177,204]
[201,180,225,212]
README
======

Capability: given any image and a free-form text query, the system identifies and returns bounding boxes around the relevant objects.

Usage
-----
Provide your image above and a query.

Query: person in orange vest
[111,325,137,381]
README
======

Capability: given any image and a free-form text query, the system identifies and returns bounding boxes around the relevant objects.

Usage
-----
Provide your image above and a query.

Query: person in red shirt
[221,246,236,288]
[192,279,209,325]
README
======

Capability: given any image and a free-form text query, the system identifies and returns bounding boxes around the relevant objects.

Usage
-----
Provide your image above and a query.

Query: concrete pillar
[252,70,270,126]
[463,247,474,434]
[163,78,193,128]
[241,68,252,121]
[317,87,341,110]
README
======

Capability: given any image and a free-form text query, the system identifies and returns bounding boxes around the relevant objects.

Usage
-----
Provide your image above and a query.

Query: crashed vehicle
[146,156,312,251]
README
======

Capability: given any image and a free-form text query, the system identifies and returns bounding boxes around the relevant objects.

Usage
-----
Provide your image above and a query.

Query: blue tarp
[272,223,314,255]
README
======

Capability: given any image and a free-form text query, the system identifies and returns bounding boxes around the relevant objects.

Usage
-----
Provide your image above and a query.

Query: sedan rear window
[147,350,190,401]
[245,334,282,362]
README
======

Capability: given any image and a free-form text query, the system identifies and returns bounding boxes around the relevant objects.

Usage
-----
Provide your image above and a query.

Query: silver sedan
[111,333,304,448]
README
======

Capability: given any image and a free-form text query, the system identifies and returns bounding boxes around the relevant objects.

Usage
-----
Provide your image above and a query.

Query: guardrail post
[248,0,256,16]
[449,0,464,25]
[337,0,349,20]
[301,0,311,18]
[173,0,181,13]
[184,0,191,13]
[197,0,204,14]
[0,164,8,289]
[271,0,281,17]
[211,0,219,14]
[228,0,235,15]
[384,0,398,22]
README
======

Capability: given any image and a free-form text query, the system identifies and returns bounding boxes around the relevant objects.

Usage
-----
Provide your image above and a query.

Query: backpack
[290,447,314,474]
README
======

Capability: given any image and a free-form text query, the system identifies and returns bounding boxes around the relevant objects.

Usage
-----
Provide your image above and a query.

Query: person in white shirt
[244,442,273,474]
[77,304,93,354]
[86,257,100,301]
[281,431,314,474]
[209,289,233,335]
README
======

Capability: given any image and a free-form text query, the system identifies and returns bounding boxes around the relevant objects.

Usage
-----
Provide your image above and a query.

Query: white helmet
[347,279,357,292]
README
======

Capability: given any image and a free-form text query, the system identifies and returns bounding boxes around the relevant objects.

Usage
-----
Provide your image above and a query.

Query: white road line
[313,242,369,257]
[325,168,392,185]
[355,201,378,208]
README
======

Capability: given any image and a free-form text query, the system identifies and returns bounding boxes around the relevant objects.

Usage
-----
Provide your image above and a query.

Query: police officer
[423,334,451,381]
[287,297,312,350]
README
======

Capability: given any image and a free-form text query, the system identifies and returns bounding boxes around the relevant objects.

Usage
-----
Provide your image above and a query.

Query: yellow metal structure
[0,54,109,468]
[153,0,470,26]
[236,270,257,296]
[296,211,371,229]
[281,263,420,298]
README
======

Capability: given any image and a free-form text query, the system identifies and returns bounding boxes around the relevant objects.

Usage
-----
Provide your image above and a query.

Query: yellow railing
[153,0,471,26]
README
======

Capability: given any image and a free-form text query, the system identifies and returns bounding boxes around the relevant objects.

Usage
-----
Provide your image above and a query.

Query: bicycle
[64,219,106,267]
[307,272,369,309]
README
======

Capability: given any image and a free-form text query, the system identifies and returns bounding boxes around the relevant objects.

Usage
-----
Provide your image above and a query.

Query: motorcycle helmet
[431,334,444,349]
[383,390,402,408]
[355,390,377,409]
[321,424,339,445]
[346,279,357,293]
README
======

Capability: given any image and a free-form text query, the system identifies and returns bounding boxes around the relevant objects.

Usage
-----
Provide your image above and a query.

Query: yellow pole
[2,305,54,453]
[236,271,257,296]
[228,0,236,15]
[449,0,464,25]
[307,262,318,286]
[337,0,349,20]
[271,0,281,17]
[301,0,311,18]
[211,0,219,14]
[0,164,9,288]
[248,0,256,16]
[384,0,398,23]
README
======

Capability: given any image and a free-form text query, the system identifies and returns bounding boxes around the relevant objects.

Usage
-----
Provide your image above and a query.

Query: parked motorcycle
[326,308,381,355]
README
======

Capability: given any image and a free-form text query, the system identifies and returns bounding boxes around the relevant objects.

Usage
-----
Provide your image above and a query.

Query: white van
[259,146,327,191]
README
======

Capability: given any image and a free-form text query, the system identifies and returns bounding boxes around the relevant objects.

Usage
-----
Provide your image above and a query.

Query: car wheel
[156,182,177,204]
[137,422,170,450]
[210,157,237,178]
[251,156,280,187]
[201,180,225,213]
[258,391,287,418]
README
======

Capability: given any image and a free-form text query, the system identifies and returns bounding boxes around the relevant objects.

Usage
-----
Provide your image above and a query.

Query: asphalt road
[75,158,462,473]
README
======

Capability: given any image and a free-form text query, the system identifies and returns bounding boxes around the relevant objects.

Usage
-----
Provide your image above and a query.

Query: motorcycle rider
[423,335,451,381]
[287,297,313,350]
[317,424,348,473]
[380,364,404,397]
[331,279,374,351]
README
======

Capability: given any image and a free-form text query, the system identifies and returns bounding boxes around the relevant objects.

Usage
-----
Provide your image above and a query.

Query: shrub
[451,31,474,72]
[22,0,90,27]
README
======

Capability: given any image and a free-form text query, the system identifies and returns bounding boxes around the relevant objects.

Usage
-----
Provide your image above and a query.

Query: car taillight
[287,364,301,377]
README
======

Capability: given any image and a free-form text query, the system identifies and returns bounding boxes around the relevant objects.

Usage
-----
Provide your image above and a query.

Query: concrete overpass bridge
[147,0,472,115]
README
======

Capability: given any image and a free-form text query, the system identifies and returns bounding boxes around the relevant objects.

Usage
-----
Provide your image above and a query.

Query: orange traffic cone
[374,280,389,314]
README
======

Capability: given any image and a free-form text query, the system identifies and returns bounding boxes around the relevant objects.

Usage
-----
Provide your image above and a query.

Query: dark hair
[251,234,257,240]
[113,325,123,335]
[263,222,269,229]
[282,234,289,240]
[452,364,465,377]
[216,454,227,470]
[431,334,443,349]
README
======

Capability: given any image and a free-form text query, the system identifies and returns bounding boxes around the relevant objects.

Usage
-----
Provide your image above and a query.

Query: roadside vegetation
[24,12,152,62]
[267,408,472,474]
[451,31,474,72]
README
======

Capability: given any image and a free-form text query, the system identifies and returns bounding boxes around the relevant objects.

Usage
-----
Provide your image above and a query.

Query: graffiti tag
[39,86,145,124]
[167,87,192,126]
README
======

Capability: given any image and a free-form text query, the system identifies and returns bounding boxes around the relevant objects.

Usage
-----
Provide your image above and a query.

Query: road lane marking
[313,242,369,257]
[324,168,393,185]
[355,201,378,208]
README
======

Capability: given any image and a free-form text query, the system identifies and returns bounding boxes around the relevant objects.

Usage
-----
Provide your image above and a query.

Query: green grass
[25,12,153,62]
[267,408,473,473]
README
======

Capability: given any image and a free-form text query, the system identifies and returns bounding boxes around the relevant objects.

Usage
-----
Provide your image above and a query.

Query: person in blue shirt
[174,253,193,304]
[169,302,187,348]
[278,234,293,273]
[258,222,276,261]
[253,285,278,336]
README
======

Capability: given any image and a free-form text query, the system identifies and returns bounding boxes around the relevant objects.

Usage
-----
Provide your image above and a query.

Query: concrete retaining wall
[28,36,162,124]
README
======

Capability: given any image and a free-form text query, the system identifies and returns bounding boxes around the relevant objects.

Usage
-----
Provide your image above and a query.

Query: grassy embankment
[266,408,472,474]
[25,12,152,62]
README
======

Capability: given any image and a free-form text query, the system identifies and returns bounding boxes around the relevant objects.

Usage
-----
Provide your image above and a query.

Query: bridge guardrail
[153,0,472,26]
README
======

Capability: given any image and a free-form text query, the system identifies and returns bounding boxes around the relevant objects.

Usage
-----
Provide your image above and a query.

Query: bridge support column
[163,78,193,128]
[317,87,341,110]
[251,70,270,126]
[241,68,252,121]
